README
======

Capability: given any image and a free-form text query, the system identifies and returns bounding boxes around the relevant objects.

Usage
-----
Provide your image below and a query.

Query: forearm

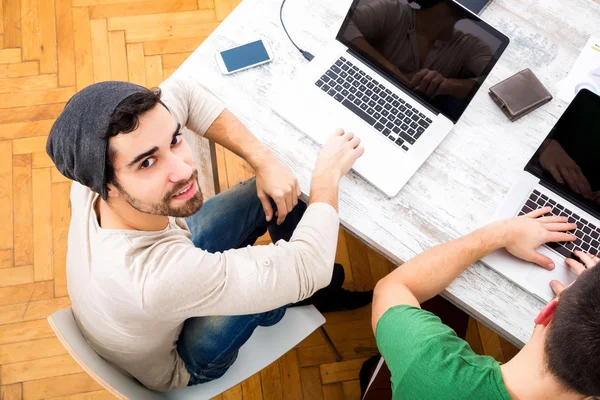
[309,171,339,212]
[379,222,507,303]
[204,109,275,170]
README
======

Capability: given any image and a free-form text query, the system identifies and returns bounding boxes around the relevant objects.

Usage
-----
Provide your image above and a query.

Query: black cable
[279,0,314,61]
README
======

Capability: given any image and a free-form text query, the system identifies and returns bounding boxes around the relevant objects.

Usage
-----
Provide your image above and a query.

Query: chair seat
[48,306,324,400]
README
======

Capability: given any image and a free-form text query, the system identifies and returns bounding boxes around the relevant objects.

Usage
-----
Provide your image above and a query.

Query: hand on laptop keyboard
[502,206,577,270]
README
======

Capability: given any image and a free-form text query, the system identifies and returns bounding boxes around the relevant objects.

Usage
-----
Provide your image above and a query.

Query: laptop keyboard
[315,56,432,152]
[518,189,600,258]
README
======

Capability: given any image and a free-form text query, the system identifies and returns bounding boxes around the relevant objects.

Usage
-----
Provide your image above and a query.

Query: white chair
[48,306,325,399]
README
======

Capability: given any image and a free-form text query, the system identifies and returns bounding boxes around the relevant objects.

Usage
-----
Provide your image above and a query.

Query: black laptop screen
[525,89,600,216]
[336,0,508,123]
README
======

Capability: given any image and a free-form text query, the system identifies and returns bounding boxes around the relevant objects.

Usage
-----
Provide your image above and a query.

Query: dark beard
[115,170,204,218]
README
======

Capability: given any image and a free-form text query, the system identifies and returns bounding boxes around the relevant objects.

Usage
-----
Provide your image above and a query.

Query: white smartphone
[215,39,274,75]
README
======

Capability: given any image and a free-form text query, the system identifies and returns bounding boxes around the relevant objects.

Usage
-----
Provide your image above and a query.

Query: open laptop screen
[525,89,600,217]
[336,0,508,123]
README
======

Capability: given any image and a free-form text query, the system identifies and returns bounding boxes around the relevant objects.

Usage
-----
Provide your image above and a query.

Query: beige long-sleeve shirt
[67,75,339,392]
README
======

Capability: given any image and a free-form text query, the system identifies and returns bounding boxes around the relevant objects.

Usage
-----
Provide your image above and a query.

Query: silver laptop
[482,89,600,302]
[272,0,509,197]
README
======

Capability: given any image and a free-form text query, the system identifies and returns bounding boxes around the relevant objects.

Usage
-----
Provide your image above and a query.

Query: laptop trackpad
[526,262,577,301]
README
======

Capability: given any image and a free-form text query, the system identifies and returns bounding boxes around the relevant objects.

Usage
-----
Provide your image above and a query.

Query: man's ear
[534,299,559,326]
[106,182,120,198]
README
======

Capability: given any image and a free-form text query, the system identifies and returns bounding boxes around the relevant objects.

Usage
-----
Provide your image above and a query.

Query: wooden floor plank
[0,103,64,124]
[215,0,232,20]
[124,21,220,43]
[107,9,215,31]
[297,345,337,368]
[144,54,163,88]
[0,337,66,365]
[0,319,55,346]
[162,52,192,69]
[0,47,21,63]
[260,360,284,400]
[341,380,362,400]
[0,140,13,249]
[20,0,41,62]
[300,366,323,400]
[476,320,506,364]
[334,228,354,285]
[0,297,70,325]
[322,383,344,400]
[279,350,302,399]
[126,42,146,86]
[319,358,368,385]
[222,384,243,400]
[241,372,263,400]
[52,182,71,298]
[0,249,12,269]
[344,231,374,291]
[32,168,53,282]
[3,0,22,48]
[32,152,54,169]
[144,36,206,56]
[90,0,198,19]
[0,354,81,385]
[0,87,76,109]
[56,0,76,87]
[1,120,56,141]
[107,30,128,81]
[0,281,54,307]
[0,383,22,400]
[45,390,115,400]
[38,0,58,74]
[72,6,94,91]
[22,373,102,400]
[90,18,111,83]
[0,265,33,289]
[0,74,58,94]
[0,62,39,79]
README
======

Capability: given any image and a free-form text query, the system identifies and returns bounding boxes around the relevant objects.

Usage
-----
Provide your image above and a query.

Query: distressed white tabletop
[174,0,600,346]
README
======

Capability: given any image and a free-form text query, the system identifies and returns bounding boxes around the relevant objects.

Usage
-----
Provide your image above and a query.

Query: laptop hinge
[346,48,441,117]
[539,180,600,222]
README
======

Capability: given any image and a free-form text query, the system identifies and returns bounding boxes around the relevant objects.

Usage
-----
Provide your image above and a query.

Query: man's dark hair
[545,263,600,396]
[102,88,163,186]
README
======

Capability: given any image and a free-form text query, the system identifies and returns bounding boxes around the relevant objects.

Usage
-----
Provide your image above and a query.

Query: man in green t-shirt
[371,206,600,399]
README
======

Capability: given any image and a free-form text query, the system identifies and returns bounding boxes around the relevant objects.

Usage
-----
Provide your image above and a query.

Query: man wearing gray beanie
[46,74,369,392]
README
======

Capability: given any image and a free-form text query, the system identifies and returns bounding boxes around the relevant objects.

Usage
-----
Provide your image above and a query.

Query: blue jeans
[178,177,307,386]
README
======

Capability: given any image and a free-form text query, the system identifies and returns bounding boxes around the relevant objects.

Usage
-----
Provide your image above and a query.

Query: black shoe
[312,288,373,313]
[290,263,373,312]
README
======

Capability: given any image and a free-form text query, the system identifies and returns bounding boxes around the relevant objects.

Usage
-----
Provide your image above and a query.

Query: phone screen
[220,40,270,72]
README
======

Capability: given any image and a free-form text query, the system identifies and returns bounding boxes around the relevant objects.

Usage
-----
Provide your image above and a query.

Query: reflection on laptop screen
[336,0,508,122]
[526,89,600,216]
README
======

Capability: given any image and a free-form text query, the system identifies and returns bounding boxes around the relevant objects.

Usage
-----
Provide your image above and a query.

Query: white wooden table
[175,0,600,346]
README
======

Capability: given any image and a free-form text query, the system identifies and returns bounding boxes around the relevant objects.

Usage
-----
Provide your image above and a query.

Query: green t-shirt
[376,305,512,400]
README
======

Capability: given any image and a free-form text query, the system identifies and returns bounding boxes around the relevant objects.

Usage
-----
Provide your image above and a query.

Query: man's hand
[539,139,592,199]
[550,250,599,295]
[309,129,364,210]
[411,69,447,97]
[314,129,364,182]
[500,207,577,270]
[255,156,301,225]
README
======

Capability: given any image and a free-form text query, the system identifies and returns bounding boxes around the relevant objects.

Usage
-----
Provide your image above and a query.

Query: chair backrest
[48,306,325,400]
[182,127,220,198]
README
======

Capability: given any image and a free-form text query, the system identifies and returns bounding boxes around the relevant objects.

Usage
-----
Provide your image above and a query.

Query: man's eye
[141,158,155,169]
[171,134,182,146]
